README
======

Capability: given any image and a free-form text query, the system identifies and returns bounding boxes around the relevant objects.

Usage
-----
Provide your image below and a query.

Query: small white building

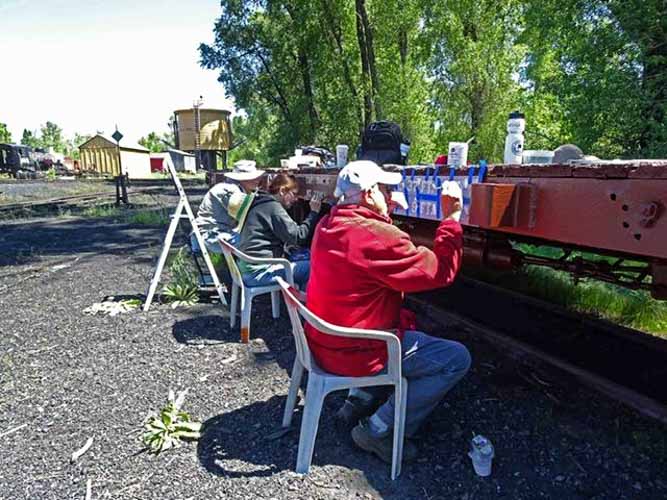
[150,149,196,174]
[169,148,196,173]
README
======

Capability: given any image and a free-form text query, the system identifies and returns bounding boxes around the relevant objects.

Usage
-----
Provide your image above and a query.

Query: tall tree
[139,132,167,153]
[418,0,524,161]
[21,129,40,148]
[0,123,11,143]
[522,0,666,158]
[40,121,66,153]
[200,0,664,165]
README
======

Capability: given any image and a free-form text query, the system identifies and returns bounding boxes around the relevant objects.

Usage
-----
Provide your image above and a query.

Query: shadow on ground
[172,295,297,373]
[0,217,175,267]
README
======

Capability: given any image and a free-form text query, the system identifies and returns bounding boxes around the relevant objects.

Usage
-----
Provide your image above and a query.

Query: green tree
[200,0,664,164]
[69,133,92,160]
[0,123,12,143]
[521,0,666,158]
[139,131,174,153]
[21,129,41,148]
[40,121,66,153]
[416,0,524,162]
[139,132,164,153]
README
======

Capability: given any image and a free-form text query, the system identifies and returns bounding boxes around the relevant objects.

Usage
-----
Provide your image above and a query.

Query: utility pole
[193,96,203,171]
[112,125,128,205]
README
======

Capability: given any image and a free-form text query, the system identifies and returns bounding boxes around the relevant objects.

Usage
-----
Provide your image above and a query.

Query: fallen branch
[71,437,94,462]
[0,423,27,438]
[85,479,92,500]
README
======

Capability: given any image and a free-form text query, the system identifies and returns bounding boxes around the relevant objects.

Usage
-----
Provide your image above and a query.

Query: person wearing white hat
[193,160,265,253]
[304,160,470,463]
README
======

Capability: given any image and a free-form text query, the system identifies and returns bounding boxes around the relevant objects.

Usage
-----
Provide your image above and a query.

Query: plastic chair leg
[240,292,252,344]
[271,291,280,319]
[230,284,239,328]
[282,359,304,428]
[391,378,408,480]
[295,375,326,474]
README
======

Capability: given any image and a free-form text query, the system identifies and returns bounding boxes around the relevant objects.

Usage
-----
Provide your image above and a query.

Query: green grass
[81,204,122,218]
[468,245,667,337]
[126,209,170,226]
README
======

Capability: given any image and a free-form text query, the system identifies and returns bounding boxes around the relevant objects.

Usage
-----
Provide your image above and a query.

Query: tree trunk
[284,2,320,143]
[398,28,408,66]
[320,0,363,130]
[357,0,382,120]
[355,0,374,128]
[640,40,667,155]
[256,52,293,126]
[298,46,320,142]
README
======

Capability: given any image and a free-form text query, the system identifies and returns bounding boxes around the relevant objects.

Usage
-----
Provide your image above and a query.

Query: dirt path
[0,216,665,499]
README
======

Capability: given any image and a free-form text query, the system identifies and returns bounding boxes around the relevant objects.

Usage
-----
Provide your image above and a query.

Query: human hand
[388,191,408,214]
[309,192,322,213]
[441,181,463,222]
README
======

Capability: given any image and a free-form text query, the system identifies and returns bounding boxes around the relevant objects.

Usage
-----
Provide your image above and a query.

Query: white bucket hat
[224,160,265,181]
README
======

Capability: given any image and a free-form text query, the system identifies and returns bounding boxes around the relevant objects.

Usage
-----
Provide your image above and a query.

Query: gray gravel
[0,211,666,499]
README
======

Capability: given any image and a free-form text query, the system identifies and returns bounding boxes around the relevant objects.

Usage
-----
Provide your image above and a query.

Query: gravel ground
[1,211,666,500]
[0,179,119,204]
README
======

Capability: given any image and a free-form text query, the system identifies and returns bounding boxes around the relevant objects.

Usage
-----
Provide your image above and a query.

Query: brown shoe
[351,420,417,463]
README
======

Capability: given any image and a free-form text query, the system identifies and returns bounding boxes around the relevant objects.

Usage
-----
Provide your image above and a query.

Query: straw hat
[227,191,255,232]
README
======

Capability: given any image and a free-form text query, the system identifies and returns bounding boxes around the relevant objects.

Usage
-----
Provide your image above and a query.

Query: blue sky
[0,0,234,143]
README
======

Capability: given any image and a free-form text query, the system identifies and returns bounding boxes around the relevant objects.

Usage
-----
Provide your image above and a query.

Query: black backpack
[358,121,409,166]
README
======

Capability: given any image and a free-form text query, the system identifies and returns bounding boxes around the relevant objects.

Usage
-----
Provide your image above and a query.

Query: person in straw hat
[193,160,265,253]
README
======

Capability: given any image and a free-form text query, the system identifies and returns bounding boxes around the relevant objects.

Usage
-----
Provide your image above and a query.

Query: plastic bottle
[503,111,525,165]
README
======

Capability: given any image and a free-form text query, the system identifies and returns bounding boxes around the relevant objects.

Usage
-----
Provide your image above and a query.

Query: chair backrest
[275,277,401,378]
[219,237,295,289]
[276,277,315,371]
[218,237,246,290]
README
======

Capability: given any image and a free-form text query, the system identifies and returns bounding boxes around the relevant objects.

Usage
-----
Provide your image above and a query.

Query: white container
[469,435,494,477]
[503,111,525,164]
[447,142,469,167]
[336,144,349,168]
[522,150,554,165]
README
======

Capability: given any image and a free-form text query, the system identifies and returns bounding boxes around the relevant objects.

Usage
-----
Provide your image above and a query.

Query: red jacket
[305,205,463,377]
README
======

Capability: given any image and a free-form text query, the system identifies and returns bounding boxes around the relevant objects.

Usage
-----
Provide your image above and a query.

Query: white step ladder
[143,163,227,311]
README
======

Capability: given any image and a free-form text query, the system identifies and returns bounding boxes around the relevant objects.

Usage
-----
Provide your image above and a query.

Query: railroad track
[0,186,168,214]
[407,275,667,423]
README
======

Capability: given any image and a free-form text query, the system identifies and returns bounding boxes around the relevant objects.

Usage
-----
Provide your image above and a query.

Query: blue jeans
[190,230,239,254]
[372,330,471,437]
[242,259,310,289]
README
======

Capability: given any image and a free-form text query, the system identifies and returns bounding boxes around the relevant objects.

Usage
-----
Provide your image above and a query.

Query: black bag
[358,121,410,166]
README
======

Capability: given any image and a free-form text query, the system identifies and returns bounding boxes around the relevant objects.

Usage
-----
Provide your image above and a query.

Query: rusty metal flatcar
[212,161,667,298]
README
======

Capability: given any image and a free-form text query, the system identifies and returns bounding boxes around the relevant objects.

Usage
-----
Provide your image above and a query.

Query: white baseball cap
[334,160,403,198]
[224,160,265,181]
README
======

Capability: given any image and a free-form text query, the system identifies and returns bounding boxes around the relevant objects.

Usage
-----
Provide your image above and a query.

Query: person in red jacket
[305,160,471,463]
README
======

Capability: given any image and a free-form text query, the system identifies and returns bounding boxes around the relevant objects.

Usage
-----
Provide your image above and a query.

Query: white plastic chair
[219,238,294,344]
[276,277,408,480]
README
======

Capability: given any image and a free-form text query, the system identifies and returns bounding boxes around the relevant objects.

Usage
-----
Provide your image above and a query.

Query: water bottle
[503,111,525,164]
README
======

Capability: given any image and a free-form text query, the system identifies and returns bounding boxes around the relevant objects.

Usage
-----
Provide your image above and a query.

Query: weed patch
[126,209,169,226]
[163,247,199,307]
